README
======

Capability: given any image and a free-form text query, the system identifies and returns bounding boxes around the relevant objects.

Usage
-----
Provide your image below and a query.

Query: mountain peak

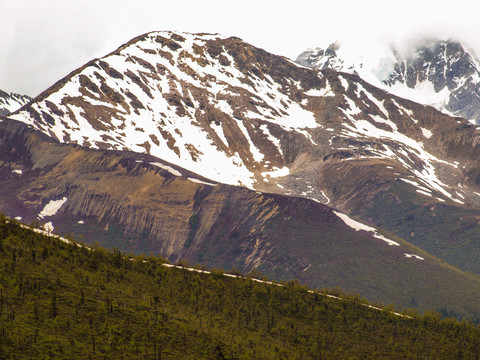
[10,31,321,188]
[296,38,480,123]
[7,31,480,317]
[296,41,360,73]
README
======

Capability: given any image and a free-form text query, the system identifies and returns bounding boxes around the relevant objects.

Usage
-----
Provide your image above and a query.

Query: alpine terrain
[296,39,480,124]
[0,89,31,116]
[4,117,480,318]
[4,31,480,316]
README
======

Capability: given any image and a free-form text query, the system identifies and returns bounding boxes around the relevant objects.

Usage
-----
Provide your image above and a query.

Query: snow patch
[38,197,67,219]
[187,177,217,186]
[421,128,433,139]
[150,162,182,177]
[259,124,283,156]
[416,189,433,197]
[334,211,400,246]
[404,253,425,261]
[344,96,362,116]
[304,81,335,97]
[339,76,349,91]
[389,80,451,112]
[262,166,290,179]
[236,120,264,162]
[319,190,330,204]
[43,222,54,232]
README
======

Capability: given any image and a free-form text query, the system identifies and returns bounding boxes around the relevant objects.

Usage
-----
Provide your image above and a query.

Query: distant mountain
[0,89,30,116]
[296,39,480,124]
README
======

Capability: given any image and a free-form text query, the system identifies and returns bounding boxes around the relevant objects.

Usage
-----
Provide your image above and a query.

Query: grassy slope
[2,218,480,359]
[187,191,480,320]
[360,181,480,275]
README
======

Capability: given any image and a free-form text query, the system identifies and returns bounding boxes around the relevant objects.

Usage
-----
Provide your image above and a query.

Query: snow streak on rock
[334,211,400,247]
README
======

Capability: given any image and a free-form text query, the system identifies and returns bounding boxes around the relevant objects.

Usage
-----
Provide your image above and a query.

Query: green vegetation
[185,212,199,247]
[1,218,480,359]
[362,181,480,275]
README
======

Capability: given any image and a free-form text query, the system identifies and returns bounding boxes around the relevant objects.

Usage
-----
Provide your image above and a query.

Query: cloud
[2,0,115,95]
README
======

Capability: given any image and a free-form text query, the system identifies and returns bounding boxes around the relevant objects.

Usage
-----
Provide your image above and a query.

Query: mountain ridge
[9,31,480,277]
[296,38,480,124]
[0,89,31,116]
[10,32,478,203]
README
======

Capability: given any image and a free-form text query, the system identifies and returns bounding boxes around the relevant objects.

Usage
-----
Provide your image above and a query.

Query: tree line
[0,215,480,359]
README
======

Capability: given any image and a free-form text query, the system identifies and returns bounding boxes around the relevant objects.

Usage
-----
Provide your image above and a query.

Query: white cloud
[3,0,480,96]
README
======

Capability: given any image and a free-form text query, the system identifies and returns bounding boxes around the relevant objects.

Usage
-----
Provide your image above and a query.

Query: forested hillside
[1,217,480,359]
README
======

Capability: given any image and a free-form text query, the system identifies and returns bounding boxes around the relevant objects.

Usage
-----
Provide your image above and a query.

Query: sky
[3,0,480,96]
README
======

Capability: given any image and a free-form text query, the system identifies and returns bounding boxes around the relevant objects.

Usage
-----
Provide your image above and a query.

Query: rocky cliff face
[296,39,480,124]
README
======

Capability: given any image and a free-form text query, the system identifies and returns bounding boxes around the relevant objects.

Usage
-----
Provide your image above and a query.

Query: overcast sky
[3,0,480,96]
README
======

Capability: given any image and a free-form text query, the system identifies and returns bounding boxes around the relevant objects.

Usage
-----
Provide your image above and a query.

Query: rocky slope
[296,39,480,124]
[12,31,326,189]
[3,117,480,318]
[0,89,31,116]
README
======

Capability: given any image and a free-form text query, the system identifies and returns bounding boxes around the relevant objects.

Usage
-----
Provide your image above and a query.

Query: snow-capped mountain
[13,31,320,188]
[9,31,480,277]
[9,32,474,204]
[296,39,480,124]
[0,90,31,116]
